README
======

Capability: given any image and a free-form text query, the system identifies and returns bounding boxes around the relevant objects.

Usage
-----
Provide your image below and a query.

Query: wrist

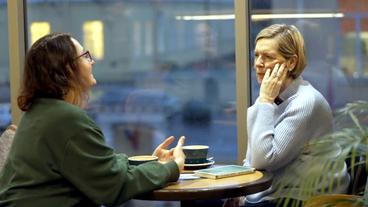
[174,158,185,171]
[259,96,274,103]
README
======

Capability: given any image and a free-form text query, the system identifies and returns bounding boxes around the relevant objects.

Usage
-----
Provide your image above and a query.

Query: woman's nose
[254,56,264,67]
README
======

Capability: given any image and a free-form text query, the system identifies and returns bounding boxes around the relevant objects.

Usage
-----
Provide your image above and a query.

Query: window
[26,2,235,206]
[26,1,236,162]
[250,0,368,110]
[0,0,11,132]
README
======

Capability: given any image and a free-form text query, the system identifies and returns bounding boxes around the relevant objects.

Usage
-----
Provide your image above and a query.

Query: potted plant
[275,100,368,207]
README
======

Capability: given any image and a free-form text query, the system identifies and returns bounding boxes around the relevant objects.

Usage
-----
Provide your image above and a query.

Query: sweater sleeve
[249,99,315,171]
[60,115,179,206]
[243,104,258,167]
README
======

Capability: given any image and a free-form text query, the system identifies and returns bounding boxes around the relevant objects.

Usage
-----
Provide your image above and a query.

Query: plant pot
[304,194,364,207]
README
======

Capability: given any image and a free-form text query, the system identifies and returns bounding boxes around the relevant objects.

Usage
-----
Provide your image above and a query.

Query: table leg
[180,200,195,207]
[181,199,224,207]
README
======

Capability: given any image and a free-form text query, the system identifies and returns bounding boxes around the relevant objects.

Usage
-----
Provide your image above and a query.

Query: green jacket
[0,98,179,207]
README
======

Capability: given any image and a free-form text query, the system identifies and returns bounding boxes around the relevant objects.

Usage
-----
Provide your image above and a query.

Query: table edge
[135,170,273,201]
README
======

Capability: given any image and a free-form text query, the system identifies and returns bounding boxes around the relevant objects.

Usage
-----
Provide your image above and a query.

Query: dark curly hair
[18,33,87,111]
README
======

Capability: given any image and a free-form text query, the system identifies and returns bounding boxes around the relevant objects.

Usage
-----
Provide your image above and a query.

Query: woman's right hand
[172,136,186,172]
[152,136,186,172]
[259,63,287,103]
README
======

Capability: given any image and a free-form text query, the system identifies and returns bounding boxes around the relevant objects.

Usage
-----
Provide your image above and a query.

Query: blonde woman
[225,24,349,207]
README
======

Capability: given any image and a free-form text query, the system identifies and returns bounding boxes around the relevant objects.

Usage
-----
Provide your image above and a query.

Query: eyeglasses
[75,50,94,62]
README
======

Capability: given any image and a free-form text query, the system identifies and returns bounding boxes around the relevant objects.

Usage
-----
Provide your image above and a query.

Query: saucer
[184,159,215,170]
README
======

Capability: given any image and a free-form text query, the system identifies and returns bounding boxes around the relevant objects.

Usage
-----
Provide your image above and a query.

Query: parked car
[182,100,211,125]
[89,85,181,125]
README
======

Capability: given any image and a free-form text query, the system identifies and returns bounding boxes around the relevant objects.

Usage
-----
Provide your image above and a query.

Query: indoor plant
[275,100,368,207]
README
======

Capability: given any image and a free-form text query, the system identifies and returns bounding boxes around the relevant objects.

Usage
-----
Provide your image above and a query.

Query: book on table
[194,165,256,179]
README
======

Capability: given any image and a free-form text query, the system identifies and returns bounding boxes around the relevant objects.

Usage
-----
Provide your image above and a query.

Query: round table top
[136,170,273,201]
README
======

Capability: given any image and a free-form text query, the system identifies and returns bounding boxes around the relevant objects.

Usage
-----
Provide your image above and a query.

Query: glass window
[250,0,368,110]
[0,0,11,132]
[26,0,236,199]
[26,0,236,163]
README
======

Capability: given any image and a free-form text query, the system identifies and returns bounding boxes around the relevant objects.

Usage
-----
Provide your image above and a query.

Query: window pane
[0,0,11,132]
[26,1,236,205]
[250,0,368,110]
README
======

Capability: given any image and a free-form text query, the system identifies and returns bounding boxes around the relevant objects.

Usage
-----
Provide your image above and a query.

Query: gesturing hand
[259,63,288,103]
[152,136,186,171]
[172,136,186,171]
[152,136,175,162]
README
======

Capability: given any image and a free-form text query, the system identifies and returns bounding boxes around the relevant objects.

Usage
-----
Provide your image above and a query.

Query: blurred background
[1,0,368,206]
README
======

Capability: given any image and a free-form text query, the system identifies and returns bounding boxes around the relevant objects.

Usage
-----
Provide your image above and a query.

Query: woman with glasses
[0,33,186,207]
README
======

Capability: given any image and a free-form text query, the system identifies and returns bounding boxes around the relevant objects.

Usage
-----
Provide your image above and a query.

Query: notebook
[194,165,255,179]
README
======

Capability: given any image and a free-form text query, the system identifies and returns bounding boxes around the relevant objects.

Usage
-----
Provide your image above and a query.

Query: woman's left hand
[259,63,288,103]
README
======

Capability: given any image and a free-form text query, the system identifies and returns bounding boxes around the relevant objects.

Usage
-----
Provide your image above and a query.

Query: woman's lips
[256,73,264,83]
[257,73,265,78]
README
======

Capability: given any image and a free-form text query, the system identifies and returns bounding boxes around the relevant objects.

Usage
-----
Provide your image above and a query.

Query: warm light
[175,13,344,21]
[252,13,344,21]
[83,21,104,60]
[30,22,51,45]
[176,14,234,21]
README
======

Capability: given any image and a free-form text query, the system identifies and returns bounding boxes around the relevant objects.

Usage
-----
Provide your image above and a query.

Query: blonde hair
[255,24,307,78]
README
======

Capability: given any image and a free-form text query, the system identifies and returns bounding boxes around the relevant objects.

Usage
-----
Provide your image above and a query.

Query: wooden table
[135,170,273,206]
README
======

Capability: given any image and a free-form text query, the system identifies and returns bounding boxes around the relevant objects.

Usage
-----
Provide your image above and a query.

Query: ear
[287,55,298,71]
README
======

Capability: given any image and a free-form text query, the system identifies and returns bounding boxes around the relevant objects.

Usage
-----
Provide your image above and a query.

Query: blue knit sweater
[243,77,350,202]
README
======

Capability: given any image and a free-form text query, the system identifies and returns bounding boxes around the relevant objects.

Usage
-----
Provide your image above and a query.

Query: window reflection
[25,0,237,174]
[250,0,368,109]
[0,0,11,132]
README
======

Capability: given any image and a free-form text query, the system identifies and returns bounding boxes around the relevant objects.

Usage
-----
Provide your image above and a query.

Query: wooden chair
[304,194,364,207]
[304,156,367,207]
